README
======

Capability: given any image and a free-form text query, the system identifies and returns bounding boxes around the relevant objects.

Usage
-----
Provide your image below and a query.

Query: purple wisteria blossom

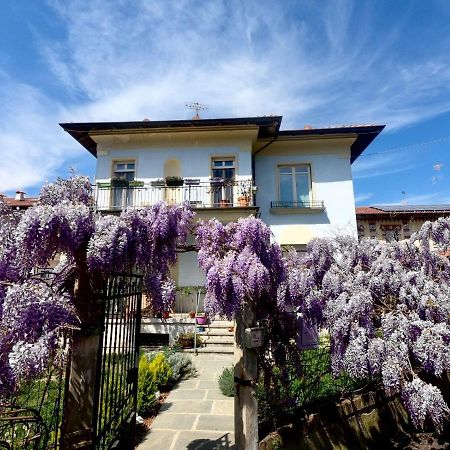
[0,177,193,397]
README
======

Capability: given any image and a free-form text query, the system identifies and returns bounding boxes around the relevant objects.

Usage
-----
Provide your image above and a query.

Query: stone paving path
[137,353,235,450]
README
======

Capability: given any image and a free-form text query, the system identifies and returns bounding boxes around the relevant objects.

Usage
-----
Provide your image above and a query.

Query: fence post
[60,262,104,449]
[234,300,258,450]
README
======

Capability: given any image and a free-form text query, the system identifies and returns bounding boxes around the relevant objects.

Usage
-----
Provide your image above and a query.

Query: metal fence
[94,179,255,211]
[0,328,72,450]
[93,274,142,450]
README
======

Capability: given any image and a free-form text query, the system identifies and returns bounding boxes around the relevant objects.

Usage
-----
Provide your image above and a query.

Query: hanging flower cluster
[281,235,450,431]
[196,217,285,318]
[0,176,193,397]
[0,280,76,395]
[87,202,194,311]
[39,175,93,207]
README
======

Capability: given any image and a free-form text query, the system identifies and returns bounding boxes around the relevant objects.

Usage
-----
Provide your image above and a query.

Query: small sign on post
[296,315,319,350]
[244,327,263,348]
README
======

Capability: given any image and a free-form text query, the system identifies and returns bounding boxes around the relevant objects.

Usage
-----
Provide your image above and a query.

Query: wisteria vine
[1,175,449,431]
[196,218,450,431]
[0,176,193,396]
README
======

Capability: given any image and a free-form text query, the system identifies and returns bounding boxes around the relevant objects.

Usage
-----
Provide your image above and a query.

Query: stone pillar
[234,300,258,450]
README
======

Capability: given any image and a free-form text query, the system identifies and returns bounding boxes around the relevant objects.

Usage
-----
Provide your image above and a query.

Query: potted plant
[238,180,252,206]
[209,177,224,187]
[162,311,170,319]
[188,310,196,319]
[129,180,144,188]
[151,178,165,187]
[176,332,203,348]
[220,199,231,208]
[111,176,129,187]
[165,176,184,187]
[196,314,207,325]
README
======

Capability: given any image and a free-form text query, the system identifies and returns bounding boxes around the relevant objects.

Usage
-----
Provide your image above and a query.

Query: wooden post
[234,300,259,450]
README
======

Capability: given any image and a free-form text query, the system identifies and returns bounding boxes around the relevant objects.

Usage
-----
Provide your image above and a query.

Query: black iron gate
[93,274,142,449]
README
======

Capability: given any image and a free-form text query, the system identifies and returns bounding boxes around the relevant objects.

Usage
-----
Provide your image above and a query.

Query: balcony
[94,178,256,212]
[270,200,325,214]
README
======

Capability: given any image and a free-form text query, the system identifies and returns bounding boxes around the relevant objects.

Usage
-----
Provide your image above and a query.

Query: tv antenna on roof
[185,102,208,120]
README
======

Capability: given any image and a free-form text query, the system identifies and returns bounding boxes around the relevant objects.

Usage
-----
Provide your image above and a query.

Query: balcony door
[112,161,135,209]
[211,158,235,206]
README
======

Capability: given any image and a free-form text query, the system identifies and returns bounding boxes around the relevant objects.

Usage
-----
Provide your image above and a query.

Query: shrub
[137,354,158,415]
[167,353,196,383]
[148,353,173,388]
[218,367,234,397]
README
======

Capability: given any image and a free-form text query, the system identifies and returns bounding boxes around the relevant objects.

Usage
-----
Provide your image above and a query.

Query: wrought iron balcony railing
[270,200,325,209]
[94,179,255,211]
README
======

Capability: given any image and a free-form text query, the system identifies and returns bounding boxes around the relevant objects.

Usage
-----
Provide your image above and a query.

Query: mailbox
[244,327,263,348]
[296,316,319,350]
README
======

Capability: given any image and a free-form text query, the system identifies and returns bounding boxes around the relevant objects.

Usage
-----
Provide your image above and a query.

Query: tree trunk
[234,300,259,450]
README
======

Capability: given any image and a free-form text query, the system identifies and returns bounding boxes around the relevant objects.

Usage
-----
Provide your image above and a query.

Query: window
[211,158,235,180]
[381,224,401,242]
[278,165,311,204]
[113,161,135,181]
[211,158,235,205]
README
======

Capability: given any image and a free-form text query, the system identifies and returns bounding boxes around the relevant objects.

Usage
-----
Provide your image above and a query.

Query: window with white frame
[278,165,311,204]
[113,161,135,181]
[211,158,235,205]
[211,158,235,180]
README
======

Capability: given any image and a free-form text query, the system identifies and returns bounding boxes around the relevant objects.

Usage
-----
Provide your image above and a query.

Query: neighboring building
[0,191,37,210]
[61,116,384,312]
[356,205,450,242]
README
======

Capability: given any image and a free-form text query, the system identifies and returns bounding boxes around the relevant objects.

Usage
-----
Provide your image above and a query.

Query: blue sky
[1,0,450,205]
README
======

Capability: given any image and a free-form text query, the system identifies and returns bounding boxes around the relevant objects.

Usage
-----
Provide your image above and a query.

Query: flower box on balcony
[151,179,165,187]
[111,178,129,187]
[128,180,144,187]
[165,176,184,187]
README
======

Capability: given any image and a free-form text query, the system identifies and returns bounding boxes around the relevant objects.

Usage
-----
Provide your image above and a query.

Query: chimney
[15,191,25,201]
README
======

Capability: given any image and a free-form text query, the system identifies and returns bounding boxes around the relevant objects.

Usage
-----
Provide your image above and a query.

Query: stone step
[200,336,234,345]
[197,328,234,337]
[180,346,234,354]
[199,336,234,342]
[207,320,235,328]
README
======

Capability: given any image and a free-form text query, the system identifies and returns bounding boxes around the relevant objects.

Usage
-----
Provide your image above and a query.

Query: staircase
[183,318,235,354]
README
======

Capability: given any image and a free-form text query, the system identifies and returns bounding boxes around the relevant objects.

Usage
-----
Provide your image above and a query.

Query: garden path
[137,353,235,450]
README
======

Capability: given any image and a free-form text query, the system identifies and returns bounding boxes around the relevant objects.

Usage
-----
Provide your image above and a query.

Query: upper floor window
[113,161,135,181]
[212,158,235,180]
[278,165,311,203]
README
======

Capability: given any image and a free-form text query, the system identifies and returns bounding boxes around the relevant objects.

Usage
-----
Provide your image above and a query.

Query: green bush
[137,354,158,415]
[218,367,234,397]
[167,353,197,383]
[148,353,173,388]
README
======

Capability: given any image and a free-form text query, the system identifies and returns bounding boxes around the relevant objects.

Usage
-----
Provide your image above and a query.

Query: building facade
[61,116,384,311]
[356,205,450,242]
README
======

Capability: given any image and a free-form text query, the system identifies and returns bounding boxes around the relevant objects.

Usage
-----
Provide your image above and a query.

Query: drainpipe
[251,136,278,205]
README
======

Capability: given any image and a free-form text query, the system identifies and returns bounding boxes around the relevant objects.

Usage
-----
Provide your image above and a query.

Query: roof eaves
[60,116,283,157]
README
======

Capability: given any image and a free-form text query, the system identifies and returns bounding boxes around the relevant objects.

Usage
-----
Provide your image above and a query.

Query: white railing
[94,179,255,211]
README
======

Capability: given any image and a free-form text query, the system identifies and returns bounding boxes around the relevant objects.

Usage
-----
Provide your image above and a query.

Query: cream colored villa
[61,116,384,313]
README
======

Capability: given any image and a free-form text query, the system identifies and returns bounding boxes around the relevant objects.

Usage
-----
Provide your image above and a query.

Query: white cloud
[352,151,415,180]
[354,193,374,204]
[2,0,450,192]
